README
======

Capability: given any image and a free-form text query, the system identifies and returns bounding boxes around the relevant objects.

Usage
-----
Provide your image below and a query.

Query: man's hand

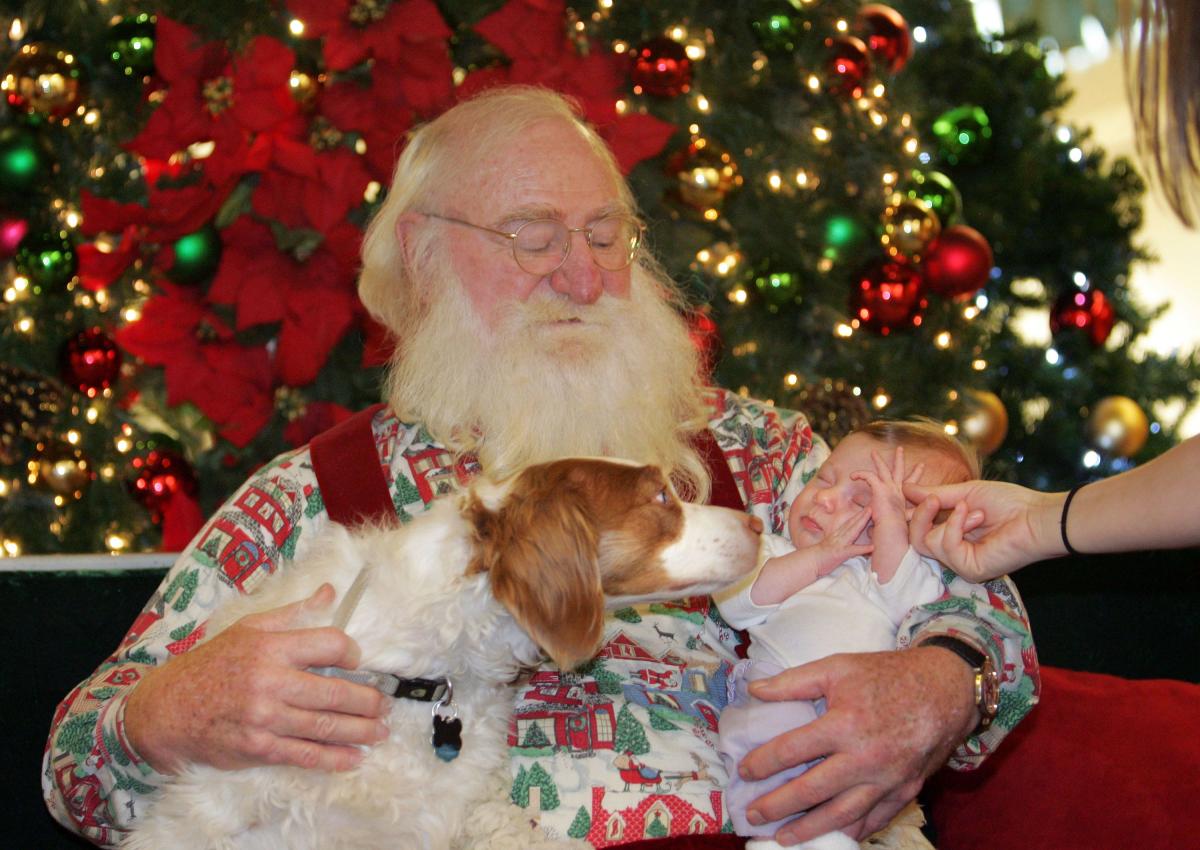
[124,583,390,775]
[737,648,977,846]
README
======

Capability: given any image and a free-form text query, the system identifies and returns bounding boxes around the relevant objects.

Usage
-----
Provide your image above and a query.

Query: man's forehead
[448,121,624,220]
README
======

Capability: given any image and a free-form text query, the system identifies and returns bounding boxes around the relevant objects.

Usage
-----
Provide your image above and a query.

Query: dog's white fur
[124,458,761,850]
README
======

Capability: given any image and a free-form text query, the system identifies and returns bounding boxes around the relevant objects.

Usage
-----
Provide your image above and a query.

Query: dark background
[6,548,1199,848]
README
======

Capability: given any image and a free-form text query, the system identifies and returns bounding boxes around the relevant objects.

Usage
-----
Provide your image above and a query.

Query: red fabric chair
[924,666,1199,848]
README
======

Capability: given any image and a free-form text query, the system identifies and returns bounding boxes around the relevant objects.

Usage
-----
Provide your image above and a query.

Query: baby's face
[787,433,963,547]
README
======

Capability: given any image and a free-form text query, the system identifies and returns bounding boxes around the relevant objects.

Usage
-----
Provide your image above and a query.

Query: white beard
[384,254,710,496]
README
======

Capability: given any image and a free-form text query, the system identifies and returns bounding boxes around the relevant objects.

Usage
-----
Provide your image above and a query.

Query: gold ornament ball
[31,441,91,498]
[957,390,1008,456]
[2,42,84,121]
[881,193,940,262]
[1085,395,1149,457]
[672,140,741,210]
[288,70,320,107]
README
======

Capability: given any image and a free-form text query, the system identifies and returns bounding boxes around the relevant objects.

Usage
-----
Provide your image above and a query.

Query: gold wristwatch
[921,635,1000,734]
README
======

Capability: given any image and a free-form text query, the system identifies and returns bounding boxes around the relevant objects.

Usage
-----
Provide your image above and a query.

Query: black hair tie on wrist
[1060,483,1086,556]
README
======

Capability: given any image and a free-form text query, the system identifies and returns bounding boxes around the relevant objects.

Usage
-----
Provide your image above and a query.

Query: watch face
[980,662,1000,717]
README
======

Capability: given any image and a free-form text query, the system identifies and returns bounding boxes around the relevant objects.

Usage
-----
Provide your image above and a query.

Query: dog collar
[311,566,463,761]
[307,667,450,703]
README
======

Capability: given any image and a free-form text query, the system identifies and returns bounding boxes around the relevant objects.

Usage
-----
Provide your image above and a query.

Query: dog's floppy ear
[467,485,606,671]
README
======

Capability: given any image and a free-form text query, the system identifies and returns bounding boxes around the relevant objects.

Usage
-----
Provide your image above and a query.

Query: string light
[694,94,711,113]
[289,18,305,36]
[784,373,800,387]
[972,358,987,370]
[727,286,749,305]
[935,331,952,348]
[835,322,854,338]
[872,391,891,409]
[812,126,832,143]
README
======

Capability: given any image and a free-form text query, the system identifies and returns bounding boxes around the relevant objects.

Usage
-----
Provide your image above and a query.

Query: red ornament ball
[824,35,871,98]
[60,328,122,396]
[1050,288,1115,346]
[921,225,994,298]
[850,260,927,335]
[630,37,692,98]
[686,309,723,376]
[857,4,913,73]
[0,214,27,258]
[128,449,198,521]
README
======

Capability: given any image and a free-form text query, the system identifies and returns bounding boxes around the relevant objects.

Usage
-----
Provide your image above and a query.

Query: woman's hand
[905,480,1064,582]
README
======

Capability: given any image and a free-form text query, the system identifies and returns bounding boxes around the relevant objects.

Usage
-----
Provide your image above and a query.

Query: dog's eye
[653,487,670,505]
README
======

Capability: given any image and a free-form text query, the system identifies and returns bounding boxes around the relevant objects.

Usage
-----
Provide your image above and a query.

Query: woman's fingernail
[747,809,765,826]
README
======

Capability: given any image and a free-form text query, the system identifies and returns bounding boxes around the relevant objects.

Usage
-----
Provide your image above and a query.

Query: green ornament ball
[107,14,157,77]
[168,225,222,285]
[822,212,869,261]
[897,169,963,223]
[752,13,800,53]
[754,270,799,307]
[14,230,77,290]
[0,126,51,193]
[931,104,993,165]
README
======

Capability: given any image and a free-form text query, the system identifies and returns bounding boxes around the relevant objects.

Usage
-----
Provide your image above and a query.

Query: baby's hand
[813,507,874,576]
[851,447,915,579]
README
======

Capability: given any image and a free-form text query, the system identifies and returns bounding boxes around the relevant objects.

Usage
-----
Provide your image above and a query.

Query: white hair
[358,86,711,501]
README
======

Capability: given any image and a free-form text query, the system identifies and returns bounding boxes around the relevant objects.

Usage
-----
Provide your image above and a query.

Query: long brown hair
[1121,0,1200,227]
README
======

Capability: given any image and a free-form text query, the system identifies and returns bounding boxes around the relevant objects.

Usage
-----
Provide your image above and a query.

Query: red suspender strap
[309,402,395,526]
[691,429,745,512]
[311,407,744,524]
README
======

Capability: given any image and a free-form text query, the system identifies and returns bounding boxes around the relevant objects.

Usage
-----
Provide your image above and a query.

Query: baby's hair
[859,417,980,482]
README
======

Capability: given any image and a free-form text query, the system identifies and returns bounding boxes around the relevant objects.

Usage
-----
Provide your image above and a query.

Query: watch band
[921,635,985,668]
[920,635,999,734]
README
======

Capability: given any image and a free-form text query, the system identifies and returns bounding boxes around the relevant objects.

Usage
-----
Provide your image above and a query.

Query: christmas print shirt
[42,388,1039,847]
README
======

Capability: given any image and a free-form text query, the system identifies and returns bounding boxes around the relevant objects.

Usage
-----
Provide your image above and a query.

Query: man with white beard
[45,87,1037,849]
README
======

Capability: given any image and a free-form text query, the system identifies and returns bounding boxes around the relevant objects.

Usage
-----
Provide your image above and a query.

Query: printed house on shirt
[585,786,725,847]
[510,671,617,755]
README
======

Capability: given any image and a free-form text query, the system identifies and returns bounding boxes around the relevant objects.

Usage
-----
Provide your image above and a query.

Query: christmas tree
[1,0,1195,555]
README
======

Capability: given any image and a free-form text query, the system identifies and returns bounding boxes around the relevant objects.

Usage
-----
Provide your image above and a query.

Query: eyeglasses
[425,212,643,275]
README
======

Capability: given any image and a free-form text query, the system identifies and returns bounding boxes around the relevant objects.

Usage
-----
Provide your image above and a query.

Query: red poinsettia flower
[283,401,355,448]
[468,0,676,173]
[318,77,415,182]
[116,282,274,446]
[251,136,372,235]
[207,218,358,386]
[128,17,302,162]
[286,0,452,73]
[77,226,141,292]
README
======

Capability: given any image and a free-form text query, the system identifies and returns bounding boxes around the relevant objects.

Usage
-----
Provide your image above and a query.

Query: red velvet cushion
[926,665,1200,848]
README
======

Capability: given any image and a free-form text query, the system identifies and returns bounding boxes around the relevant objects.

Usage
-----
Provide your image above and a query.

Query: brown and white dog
[124,457,761,850]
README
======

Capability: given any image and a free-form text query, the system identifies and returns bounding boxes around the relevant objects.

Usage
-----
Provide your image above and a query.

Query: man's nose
[549,234,603,304]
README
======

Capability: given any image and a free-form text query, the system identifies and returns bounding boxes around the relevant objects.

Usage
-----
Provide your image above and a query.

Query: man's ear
[394,211,425,269]
[469,490,606,671]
